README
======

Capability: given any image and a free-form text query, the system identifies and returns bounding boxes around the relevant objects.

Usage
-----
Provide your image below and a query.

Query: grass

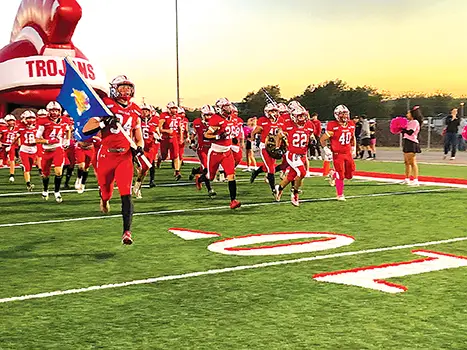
[0,163,466,349]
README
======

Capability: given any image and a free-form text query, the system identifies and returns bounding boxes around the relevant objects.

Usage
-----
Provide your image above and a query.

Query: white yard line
[0,188,457,228]
[1,235,466,304]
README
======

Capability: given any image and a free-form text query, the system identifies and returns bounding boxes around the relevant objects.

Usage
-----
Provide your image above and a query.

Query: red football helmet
[109,75,135,102]
[264,103,279,121]
[334,105,350,123]
[291,106,308,126]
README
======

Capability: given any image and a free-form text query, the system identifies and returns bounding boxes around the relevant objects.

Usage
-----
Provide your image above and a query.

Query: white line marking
[1,235,466,304]
[0,188,456,228]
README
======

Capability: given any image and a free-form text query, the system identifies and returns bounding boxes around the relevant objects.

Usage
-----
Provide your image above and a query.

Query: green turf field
[0,163,466,349]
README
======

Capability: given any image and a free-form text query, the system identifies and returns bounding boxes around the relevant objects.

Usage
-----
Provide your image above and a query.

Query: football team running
[0,75,362,244]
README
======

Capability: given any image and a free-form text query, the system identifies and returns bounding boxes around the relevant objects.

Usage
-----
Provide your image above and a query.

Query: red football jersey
[149,116,160,143]
[231,116,244,140]
[160,112,180,139]
[279,113,291,125]
[283,120,314,155]
[257,116,280,143]
[36,117,67,149]
[180,116,189,139]
[326,120,356,154]
[141,119,158,149]
[311,119,322,137]
[17,125,38,146]
[0,125,18,146]
[208,114,235,147]
[96,97,141,150]
[193,117,210,148]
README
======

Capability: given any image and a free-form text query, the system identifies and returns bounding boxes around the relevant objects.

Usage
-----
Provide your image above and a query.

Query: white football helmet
[290,106,308,126]
[4,114,16,122]
[140,103,151,111]
[167,101,177,109]
[288,100,302,111]
[334,105,350,123]
[277,103,288,114]
[21,110,36,126]
[215,97,232,115]
[177,107,186,115]
[264,103,279,121]
[109,75,135,101]
[46,101,62,112]
[231,104,238,114]
[0,118,6,125]
[201,105,215,116]
[37,109,48,117]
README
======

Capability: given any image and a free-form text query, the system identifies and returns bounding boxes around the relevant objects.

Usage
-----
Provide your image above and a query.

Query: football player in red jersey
[230,104,244,167]
[274,106,314,207]
[197,98,241,209]
[250,103,281,196]
[190,104,216,197]
[35,101,68,202]
[35,109,48,176]
[74,134,98,194]
[178,107,189,164]
[61,113,76,189]
[0,114,18,182]
[15,110,38,191]
[320,105,356,201]
[133,103,160,199]
[148,105,160,188]
[83,75,144,245]
[158,101,182,180]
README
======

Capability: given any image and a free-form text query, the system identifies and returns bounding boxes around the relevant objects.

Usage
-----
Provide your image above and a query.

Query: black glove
[131,146,144,158]
[103,115,119,128]
[216,131,227,140]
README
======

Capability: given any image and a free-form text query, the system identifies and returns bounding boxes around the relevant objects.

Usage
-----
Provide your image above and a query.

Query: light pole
[175,0,180,107]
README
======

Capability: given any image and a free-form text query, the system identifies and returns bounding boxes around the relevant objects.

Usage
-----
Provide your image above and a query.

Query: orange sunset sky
[1,0,467,107]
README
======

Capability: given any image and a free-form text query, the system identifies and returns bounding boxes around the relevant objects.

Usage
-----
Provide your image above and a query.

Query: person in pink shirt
[401,106,423,186]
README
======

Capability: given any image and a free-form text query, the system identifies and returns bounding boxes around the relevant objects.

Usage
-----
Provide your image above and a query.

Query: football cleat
[74,178,82,190]
[230,199,241,209]
[291,192,300,207]
[9,175,14,183]
[195,174,203,191]
[337,195,346,201]
[122,231,133,245]
[42,191,49,200]
[100,199,110,213]
[54,192,63,203]
[77,184,85,194]
[189,167,197,181]
[208,189,217,198]
[274,185,283,202]
[250,170,259,184]
[27,183,35,192]
[174,173,182,181]
[63,184,71,190]
[149,181,156,188]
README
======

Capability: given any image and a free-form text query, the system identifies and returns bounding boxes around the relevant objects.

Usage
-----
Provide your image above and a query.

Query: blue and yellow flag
[57,57,111,141]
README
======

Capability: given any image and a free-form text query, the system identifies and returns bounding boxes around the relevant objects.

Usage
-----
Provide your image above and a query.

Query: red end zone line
[183,157,467,188]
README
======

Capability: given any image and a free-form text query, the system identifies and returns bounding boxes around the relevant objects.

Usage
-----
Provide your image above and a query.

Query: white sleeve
[36,125,45,139]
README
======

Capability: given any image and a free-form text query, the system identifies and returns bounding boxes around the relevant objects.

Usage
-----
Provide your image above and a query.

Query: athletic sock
[368,151,372,158]
[359,150,364,158]
[228,180,237,201]
[54,175,62,193]
[26,181,31,187]
[336,179,344,196]
[267,173,275,191]
[65,166,73,185]
[149,162,155,182]
[43,177,50,192]
[121,195,134,232]
[204,179,212,192]
[82,171,89,185]
[77,168,84,180]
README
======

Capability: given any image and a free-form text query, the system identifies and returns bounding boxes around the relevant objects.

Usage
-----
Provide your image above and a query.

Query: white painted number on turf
[313,250,467,293]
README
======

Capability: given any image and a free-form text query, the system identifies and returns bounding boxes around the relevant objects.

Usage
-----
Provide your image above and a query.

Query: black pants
[444,132,458,157]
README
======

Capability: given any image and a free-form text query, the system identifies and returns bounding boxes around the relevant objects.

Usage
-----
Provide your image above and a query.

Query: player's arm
[251,125,263,139]
[35,125,49,144]
[320,131,333,148]
[133,118,144,148]
[159,118,173,134]
[275,128,285,148]
[204,125,220,139]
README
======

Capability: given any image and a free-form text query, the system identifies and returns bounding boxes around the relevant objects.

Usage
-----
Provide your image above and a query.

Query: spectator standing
[353,115,362,159]
[243,117,257,172]
[443,108,461,160]
[369,119,377,159]
[358,115,372,159]
[401,106,423,186]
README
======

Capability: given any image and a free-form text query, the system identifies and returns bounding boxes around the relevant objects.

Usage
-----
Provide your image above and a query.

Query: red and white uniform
[206,114,235,180]
[159,112,180,160]
[75,140,95,169]
[62,115,76,167]
[36,117,67,177]
[95,97,141,201]
[283,120,314,180]
[179,115,189,160]
[230,116,244,166]
[257,116,281,174]
[17,125,38,172]
[192,117,211,169]
[141,118,159,171]
[326,120,356,180]
[0,124,18,163]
